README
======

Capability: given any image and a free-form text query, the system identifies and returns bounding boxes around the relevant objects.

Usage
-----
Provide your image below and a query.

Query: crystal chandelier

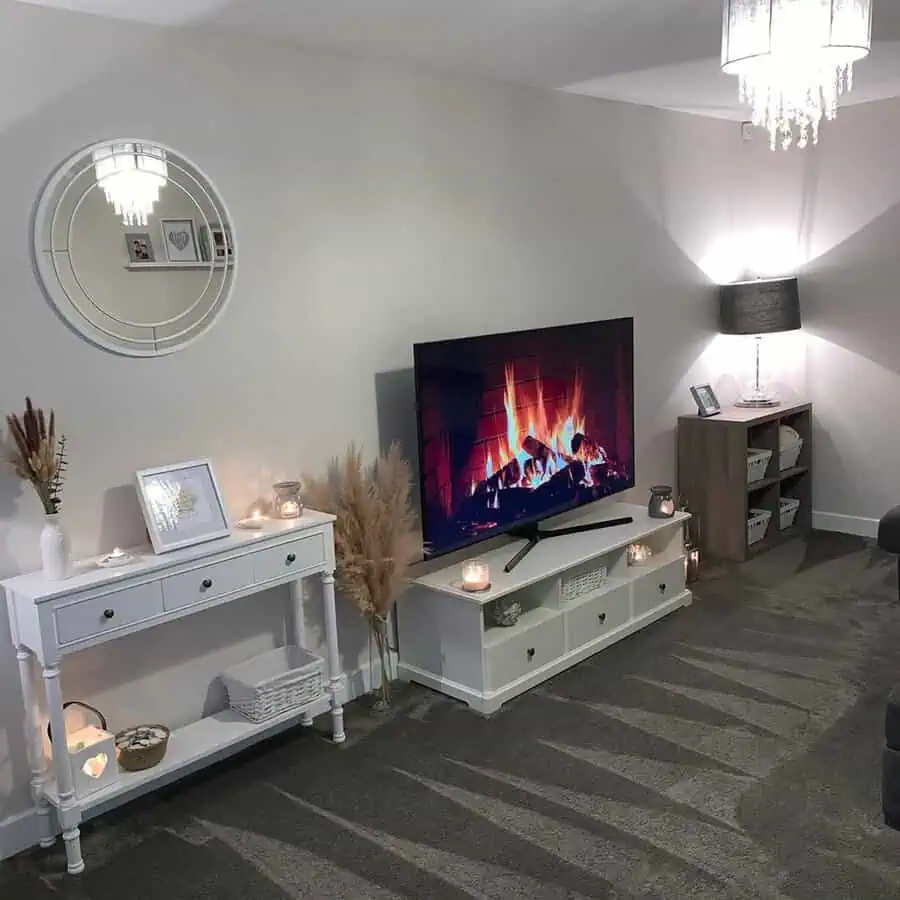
[722,0,873,150]
[92,142,168,227]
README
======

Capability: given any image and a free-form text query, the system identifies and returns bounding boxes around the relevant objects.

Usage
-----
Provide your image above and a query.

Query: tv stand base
[397,503,691,716]
[504,515,634,573]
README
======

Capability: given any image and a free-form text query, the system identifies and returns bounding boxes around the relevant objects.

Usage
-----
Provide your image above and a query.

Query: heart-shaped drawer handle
[598,612,607,624]
[202,578,213,590]
[658,583,666,593]
[103,609,115,620]
[286,553,296,565]
[526,647,535,660]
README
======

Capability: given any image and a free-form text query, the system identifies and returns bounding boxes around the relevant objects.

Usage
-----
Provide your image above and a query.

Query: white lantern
[49,702,118,799]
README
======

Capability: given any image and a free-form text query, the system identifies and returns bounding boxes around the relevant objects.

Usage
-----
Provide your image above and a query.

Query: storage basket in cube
[747,449,772,484]
[747,508,772,546]
[778,425,803,471]
[779,497,800,531]
[222,645,325,724]
[560,563,607,605]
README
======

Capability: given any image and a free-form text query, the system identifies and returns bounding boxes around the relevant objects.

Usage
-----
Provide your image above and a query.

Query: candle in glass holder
[461,558,491,592]
[273,482,303,519]
[628,543,653,566]
[685,547,701,583]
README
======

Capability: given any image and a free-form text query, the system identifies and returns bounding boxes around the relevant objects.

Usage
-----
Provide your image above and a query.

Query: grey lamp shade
[719,277,802,335]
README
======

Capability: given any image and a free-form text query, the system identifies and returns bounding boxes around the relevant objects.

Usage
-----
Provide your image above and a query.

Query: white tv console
[396,503,691,715]
[2,511,344,876]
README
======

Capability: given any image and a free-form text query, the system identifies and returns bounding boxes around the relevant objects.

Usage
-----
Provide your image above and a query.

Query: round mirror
[33,140,237,357]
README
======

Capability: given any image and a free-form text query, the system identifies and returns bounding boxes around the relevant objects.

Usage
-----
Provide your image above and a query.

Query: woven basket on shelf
[115,724,170,772]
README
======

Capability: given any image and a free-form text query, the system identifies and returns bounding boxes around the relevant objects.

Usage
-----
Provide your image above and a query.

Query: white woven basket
[748,508,772,546]
[779,497,800,530]
[560,563,608,605]
[747,449,772,484]
[779,440,803,471]
[222,646,325,724]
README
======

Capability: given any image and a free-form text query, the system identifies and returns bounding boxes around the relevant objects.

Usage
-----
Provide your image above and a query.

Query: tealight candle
[273,482,303,520]
[236,505,268,530]
[461,558,491,592]
[628,543,653,566]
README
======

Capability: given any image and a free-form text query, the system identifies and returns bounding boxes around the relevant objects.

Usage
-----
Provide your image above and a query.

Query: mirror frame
[32,139,238,357]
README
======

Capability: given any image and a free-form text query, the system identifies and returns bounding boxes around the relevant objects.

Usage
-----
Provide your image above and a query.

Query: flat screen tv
[414,317,635,564]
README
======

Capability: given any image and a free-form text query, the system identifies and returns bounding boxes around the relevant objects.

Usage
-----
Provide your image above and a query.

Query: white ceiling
[14,0,900,119]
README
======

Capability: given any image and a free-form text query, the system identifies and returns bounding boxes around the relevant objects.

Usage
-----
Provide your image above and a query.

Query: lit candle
[660,498,676,517]
[236,504,268,530]
[110,547,125,560]
[81,752,109,779]
[279,499,301,519]
[685,547,701,583]
[628,543,653,565]
[461,558,491,592]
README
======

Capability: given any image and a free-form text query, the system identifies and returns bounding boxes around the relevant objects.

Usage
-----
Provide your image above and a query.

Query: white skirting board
[812,511,880,539]
[0,652,394,862]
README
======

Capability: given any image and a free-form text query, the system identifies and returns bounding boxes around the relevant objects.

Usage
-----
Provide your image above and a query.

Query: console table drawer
[55,582,164,645]
[162,556,254,611]
[632,559,685,618]
[254,533,325,584]
[485,616,564,692]
[566,583,631,650]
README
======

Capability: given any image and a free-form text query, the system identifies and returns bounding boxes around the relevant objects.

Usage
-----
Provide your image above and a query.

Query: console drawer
[55,582,164,645]
[566,583,631,650]
[632,559,685,618]
[253,533,326,584]
[485,614,564,692]
[162,556,254,611]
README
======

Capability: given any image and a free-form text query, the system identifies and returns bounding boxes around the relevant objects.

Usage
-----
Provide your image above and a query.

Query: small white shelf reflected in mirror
[125,260,235,271]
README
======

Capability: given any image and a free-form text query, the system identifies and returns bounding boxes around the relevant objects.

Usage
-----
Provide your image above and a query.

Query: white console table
[2,511,344,876]
[397,503,691,715]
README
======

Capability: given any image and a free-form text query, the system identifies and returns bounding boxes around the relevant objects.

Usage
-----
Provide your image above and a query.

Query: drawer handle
[658,583,667,593]
[526,647,535,661]
[286,553,296,565]
[201,578,213,590]
[598,612,607,624]
[103,609,115,620]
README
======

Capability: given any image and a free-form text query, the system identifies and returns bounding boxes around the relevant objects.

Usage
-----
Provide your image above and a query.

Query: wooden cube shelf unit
[677,402,812,562]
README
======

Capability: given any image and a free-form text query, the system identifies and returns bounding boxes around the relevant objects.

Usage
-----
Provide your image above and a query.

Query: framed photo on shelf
[135,459,231,554]
[160,218,199,263]
[690,383,722,418]
[198,222,234,262]
[124,232,155,263]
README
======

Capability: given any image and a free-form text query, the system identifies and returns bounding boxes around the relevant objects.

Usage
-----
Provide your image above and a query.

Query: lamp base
[735,397,780,409]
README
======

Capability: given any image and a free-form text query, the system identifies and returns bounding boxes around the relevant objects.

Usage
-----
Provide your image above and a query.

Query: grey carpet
[3,530,900,898]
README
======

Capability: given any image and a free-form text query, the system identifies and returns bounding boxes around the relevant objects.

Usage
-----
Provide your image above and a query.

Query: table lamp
[719,276,801,408]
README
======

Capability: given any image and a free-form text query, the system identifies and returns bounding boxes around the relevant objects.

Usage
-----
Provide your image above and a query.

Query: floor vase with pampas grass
[5,397,70,580]
[304,442,421,709]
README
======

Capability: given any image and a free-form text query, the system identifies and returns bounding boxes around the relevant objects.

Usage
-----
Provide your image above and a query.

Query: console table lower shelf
[397,504,691,715]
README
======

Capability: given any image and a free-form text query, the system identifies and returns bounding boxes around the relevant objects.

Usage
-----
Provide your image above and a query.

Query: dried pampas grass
[5,397,68,515]
[304,442,422,706]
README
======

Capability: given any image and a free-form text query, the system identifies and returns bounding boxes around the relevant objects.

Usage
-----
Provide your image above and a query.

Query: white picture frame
[135,459,231,554]
[160,218,199,263]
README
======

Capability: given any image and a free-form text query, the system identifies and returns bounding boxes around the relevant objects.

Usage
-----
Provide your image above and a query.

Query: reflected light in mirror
[92,142,168,227]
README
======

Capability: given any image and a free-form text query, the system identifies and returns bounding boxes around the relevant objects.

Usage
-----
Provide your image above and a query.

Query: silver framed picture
[135,459,230,553]
[160,218,199,263]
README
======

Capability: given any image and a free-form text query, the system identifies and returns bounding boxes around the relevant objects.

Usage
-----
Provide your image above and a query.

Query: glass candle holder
[628,542,653,566]
[461,558,491,592]
[648,485,675,518]
[272,482,303,519]
[685,546,701,584]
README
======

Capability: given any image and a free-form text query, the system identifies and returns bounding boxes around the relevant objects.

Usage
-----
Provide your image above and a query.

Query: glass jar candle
[648,485,675,518]
[461,558,491,592]
[272,482,303,519]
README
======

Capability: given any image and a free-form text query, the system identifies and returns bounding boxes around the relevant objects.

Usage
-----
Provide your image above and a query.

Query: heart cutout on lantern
[82,752,109,779]
[168,230,190,251]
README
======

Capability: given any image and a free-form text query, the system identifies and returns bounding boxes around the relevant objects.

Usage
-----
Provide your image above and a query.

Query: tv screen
[414,317,634,559]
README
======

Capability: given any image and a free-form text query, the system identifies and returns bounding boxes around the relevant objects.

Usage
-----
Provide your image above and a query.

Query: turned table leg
[289,579,315,727]
[43,664,84,875]
[16,647,55,848]
[321,571,345,743]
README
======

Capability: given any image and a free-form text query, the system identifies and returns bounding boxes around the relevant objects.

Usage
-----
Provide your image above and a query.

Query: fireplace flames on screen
[471,364,609,502]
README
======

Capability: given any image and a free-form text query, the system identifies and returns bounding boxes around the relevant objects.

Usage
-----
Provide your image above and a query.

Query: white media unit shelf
[3,512,344,876]
[397,503,691,715]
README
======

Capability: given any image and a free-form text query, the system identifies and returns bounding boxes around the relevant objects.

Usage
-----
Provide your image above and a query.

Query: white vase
[40,514,71,581]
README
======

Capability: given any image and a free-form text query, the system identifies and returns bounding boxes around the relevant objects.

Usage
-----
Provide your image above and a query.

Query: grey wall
[724,98,900,533]
[0,1,741,840]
